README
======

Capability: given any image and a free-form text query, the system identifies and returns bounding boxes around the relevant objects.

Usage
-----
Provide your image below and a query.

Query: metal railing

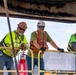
[0,47,34,75]
[38,50,76,75]
[0,48,76,75]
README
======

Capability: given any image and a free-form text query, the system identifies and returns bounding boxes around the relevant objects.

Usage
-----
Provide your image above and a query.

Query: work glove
[40,47,46,51]
[57,47,64,52]
[20,43,28,50]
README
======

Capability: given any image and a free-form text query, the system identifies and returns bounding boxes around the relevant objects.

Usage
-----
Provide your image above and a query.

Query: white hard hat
[37,21,45,27]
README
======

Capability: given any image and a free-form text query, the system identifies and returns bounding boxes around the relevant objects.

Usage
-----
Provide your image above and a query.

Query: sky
[0,16,76,51]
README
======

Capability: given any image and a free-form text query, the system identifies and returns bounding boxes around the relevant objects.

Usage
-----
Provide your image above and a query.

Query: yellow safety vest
[0,30,28,57]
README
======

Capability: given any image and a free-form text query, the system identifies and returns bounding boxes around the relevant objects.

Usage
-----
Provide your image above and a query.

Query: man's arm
[33,40,41,49]
[50,40,58,49]
[50,40,64,52]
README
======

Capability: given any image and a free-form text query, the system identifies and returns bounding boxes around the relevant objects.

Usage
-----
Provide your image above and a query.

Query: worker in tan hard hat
[17,22,27,35]
[0,22,28,75]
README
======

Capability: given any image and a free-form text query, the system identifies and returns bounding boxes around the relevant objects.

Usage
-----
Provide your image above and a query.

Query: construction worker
[0,22,28,75]
[67,33,76,75]
[26,20,64,75]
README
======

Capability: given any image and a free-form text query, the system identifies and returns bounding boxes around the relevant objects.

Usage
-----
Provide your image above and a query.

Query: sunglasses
[18,27,25,31]
[38,26,45,28]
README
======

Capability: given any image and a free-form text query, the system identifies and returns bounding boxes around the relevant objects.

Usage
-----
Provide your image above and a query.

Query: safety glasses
[38,26,45,28]
[18,27,26,31]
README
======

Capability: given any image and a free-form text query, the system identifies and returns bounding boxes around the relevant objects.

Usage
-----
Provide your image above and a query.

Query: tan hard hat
[18,22,27,29]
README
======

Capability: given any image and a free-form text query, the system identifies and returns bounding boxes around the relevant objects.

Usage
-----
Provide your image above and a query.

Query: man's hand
[40,47,46,51]
[20,43,28,50]
[57,47,64,52]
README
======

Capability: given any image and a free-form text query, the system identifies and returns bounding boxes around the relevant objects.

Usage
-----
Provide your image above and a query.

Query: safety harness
[30,31,48,53]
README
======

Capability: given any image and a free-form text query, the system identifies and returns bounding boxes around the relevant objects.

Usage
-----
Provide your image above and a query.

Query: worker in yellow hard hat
[0,22,28,75]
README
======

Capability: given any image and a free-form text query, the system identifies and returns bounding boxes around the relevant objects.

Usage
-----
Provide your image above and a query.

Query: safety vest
[0,30,26,57]
[30,31,48,53]
[67,33,76,51]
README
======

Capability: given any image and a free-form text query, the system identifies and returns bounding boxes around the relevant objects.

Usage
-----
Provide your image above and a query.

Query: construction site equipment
[18,51,28,75]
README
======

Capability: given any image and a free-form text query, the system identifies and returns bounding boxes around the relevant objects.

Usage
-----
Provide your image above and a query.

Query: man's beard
[18,32,23,36]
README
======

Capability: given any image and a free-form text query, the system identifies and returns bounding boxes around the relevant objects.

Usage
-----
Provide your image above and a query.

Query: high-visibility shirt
[70,34,76,42]
[0,30,28,57]
[67,34,76,51]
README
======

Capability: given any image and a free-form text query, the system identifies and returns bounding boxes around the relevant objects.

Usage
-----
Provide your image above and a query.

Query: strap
[14,30,24,43]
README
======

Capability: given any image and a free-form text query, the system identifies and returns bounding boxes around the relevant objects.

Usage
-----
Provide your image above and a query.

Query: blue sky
[0,16,76,51]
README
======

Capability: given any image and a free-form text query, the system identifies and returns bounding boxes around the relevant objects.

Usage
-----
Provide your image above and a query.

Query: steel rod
[3,0,19,75]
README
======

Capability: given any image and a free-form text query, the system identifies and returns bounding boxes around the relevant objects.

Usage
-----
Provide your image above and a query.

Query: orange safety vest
[30,31,48,53]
